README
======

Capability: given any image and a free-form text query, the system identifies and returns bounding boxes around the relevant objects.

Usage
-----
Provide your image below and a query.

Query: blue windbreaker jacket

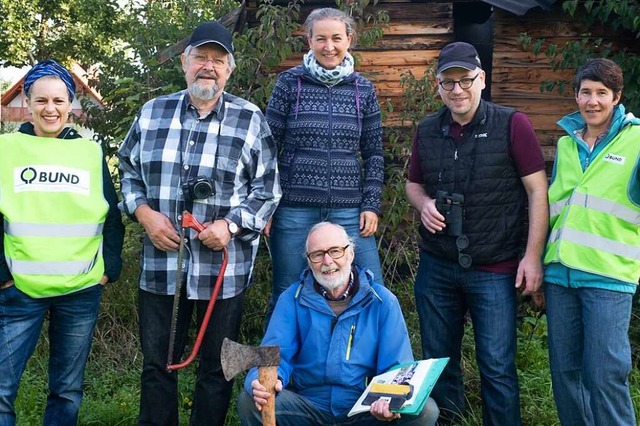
[244,266,413,416]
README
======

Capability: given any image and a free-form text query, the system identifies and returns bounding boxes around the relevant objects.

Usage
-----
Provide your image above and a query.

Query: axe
[221,338,280,426]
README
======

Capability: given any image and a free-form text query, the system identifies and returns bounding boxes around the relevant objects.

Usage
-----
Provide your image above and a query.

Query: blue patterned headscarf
[23,59,76,102]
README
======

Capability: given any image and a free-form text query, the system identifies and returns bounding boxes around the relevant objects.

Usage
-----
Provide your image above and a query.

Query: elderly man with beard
[237,222,439,426]
[118,21,281,426]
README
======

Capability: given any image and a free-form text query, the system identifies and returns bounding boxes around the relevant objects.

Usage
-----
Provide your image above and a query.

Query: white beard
[188,80,220,102]
[313,263,351,291]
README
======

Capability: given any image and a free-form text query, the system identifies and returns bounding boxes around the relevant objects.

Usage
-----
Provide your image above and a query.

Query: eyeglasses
[188,54,228,69]
[438,73,480,91]
[307,245,350,263]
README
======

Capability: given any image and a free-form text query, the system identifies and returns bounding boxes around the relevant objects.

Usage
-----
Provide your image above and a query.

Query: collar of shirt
[448,121,469,143]
[577,125,609,152]
[184,92,226,121]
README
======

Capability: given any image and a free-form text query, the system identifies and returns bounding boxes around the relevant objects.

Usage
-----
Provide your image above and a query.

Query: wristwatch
[225,219,239,236]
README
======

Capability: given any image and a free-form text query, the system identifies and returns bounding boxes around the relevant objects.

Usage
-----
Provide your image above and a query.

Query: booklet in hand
[348,358,449,417]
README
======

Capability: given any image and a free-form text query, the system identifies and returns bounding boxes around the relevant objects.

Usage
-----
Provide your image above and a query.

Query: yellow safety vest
[0,133,108,297]
[544,125,640,284]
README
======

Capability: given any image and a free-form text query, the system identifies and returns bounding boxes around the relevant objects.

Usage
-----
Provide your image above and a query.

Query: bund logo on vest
[603,152,626,165]
[14,165,90,195]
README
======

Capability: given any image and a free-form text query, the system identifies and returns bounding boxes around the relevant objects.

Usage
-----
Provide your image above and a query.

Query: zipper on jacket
[346,324,356,361]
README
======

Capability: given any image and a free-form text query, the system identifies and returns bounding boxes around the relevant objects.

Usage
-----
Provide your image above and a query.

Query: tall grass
[12,221,640,425]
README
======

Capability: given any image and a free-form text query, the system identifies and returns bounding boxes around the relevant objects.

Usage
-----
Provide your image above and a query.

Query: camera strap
[178,106,222,200]
[437,121,483,269]
[437,125,480,195]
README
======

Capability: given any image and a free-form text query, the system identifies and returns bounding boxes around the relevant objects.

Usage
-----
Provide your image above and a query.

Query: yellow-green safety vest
[544,125,640,284]
[0,133,108,297]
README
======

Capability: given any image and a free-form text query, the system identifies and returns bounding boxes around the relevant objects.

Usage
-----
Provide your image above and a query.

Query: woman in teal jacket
[543,58,640,426]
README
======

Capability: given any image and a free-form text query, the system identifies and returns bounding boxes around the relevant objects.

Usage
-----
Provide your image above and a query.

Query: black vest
[416,100,526,265]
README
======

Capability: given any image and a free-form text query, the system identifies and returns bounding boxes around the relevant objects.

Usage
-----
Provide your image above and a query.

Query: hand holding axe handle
[221,338,280,426]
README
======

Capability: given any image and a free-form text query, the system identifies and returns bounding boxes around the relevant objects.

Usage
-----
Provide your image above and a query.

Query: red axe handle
[259,365,278,426]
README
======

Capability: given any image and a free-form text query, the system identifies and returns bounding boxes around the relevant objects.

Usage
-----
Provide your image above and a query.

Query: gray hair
[304,8,357,46]
[184,45,236,72]
[304,221,356,258]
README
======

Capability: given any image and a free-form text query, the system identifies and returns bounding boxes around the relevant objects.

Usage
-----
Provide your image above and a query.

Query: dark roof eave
[481,0,557,15]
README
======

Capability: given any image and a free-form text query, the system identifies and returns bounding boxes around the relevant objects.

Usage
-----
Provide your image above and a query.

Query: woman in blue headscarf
[0,59,124,425]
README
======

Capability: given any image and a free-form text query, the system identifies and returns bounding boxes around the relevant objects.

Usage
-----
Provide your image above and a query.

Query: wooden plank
[519,113,566,131]
[381,22,452,36]
[494,39,631,57]
[358,50,438,66]
[491,68,576,84]
[536,132,564,147]
[367,66,435,82]
[491,97,576,115]
[366,2,451,20]
[491,51,571,67]
[491,83,574,100]
[494,19,594,38]
[541,146,557,163]
[360,35,452,51]
[378,95,438,110]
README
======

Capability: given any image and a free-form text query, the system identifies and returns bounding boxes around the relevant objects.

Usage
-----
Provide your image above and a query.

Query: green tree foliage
[518,0,640,112]
[335,0,390,48]
[230,0,306,110]
[378,67,442,281]
[0,0,306,156]
[83,0,312,158]
[82,0,241,155]
[0,0,124,67]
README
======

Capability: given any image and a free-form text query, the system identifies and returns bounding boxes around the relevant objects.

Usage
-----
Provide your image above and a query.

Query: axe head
[221,338,280,381]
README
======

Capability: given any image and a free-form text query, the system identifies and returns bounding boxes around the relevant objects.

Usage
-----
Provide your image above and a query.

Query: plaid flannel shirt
[118,90,281,299]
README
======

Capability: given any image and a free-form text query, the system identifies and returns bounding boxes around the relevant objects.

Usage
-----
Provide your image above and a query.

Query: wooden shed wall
[263,1,452,125]
[492,6,581,168]
[248,0,631,169]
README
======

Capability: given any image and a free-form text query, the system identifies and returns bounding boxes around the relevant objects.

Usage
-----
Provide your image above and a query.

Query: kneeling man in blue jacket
[238,221,439,425]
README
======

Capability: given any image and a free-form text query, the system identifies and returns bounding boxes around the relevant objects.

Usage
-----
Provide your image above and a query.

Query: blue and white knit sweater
[265,65,384,214]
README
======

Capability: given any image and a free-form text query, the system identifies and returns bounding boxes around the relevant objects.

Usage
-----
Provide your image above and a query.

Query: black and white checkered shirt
[118,90,281,299]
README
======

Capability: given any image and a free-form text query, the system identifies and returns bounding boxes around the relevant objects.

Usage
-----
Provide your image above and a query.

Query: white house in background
[1,63,102,138]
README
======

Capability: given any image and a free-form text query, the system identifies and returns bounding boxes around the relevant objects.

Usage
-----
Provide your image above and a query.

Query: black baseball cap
[437,42,482,74]
[188,21,234,53]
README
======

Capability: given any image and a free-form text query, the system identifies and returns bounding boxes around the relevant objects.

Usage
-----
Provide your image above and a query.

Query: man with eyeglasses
[405,42,549,426]
[237,221,439,426]
[118,21,281,426]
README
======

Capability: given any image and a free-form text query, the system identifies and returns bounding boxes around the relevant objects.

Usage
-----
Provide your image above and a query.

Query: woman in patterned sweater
[264,7,384,321]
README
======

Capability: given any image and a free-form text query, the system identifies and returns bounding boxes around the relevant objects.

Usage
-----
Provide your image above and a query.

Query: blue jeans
[413,252,520,426]
[237,388,439,426]
[545,283,636,426]
[268,206,383,321]
[137,287,245,426]
[0,283,103,426]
